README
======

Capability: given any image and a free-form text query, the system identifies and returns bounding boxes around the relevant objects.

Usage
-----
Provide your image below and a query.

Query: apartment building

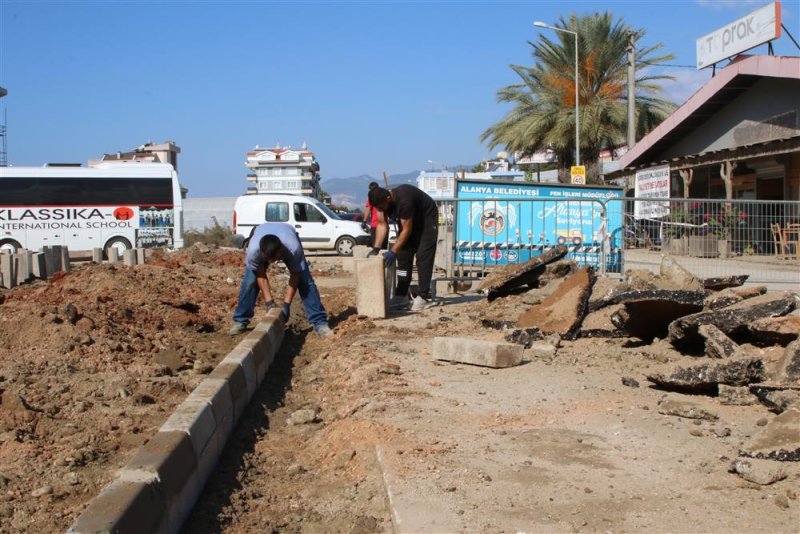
[245,144,322,200]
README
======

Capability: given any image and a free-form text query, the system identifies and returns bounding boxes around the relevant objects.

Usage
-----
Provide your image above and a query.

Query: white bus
[0,161,184,254]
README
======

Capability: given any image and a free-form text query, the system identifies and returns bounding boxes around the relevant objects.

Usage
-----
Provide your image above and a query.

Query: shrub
[183,217,236,247]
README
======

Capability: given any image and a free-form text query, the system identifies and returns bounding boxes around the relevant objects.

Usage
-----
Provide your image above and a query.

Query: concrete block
[15,251,32,284]
[188,378,235,449]
[61,246,71,272]
[68,479,167,534]
[108,247,120,264]
[92,248,103,263]
[222,346,258,399]
[355,257,387,318]
[433,337,523,368]
[51,245,64,272]
[42,246,56,278]
[31,252,46,279]
[122,431,197,500]
[353,245,372,258]
[0,254,14,289]
[251,317,284,381]
[123,249,137,266]
[159,395,218,460]
[342,256,354,272]
[209,361,250,422]
[136,248,146,264]
[167,449,220,533]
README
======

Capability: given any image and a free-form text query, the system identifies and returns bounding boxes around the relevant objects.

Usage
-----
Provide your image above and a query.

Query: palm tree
[481,12,676,183]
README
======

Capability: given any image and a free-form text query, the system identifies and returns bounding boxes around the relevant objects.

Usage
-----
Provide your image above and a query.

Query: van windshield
[315,202,342,220]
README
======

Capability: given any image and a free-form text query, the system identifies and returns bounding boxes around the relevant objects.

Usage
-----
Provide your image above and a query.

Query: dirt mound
[0,248,246,532]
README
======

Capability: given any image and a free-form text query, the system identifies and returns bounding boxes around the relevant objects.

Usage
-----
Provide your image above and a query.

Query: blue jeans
[232,268,328,329]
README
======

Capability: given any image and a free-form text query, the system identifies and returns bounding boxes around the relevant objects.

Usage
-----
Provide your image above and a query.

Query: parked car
[338,212,364,222]
[233,194,370,256]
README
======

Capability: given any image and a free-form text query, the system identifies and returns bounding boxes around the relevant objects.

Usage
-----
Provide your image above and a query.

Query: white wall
[183,197,237,232]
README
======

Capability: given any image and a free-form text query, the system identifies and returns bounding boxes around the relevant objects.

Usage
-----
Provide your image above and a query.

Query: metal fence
[432,197,800,291]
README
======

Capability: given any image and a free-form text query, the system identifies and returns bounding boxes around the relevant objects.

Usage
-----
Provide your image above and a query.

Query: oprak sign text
[696,2,781,69]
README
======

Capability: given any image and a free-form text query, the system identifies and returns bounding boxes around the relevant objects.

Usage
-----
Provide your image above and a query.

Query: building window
[271,180,283,189]
[286,181,300,189]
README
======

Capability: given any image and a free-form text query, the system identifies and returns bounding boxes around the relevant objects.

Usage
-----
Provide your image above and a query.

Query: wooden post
[679,169,693,198]
[720,161,735,200]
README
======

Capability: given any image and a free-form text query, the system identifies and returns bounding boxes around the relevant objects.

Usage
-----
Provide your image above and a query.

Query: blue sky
[1,0,798,197]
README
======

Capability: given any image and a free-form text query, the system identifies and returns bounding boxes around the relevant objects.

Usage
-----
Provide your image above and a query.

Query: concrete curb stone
[68,312,285,534]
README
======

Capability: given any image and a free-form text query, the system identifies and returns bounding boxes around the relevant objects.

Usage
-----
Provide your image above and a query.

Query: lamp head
[533,21,548,28]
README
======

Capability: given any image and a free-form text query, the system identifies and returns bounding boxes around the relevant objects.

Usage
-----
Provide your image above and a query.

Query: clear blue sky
[1,0,798,197]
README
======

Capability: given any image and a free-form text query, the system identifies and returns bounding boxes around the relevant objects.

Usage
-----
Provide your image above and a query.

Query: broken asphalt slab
[740,407,800,462]
[701,274,749,291]
[647,356,766,393]
[698,324,750,359]
[517,266,594,339]
[608,290,706,342]
[667,292,797,348]
[478,246,568,301]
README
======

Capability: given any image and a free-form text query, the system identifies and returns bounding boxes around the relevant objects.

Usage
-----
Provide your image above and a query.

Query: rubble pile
[480,253,800,481]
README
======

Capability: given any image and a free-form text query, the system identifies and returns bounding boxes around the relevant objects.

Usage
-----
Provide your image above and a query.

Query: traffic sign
[571,165,586,185]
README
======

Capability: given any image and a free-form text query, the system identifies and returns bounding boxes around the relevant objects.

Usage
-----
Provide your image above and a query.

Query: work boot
[315,324,334,338]
[228,322,247,336]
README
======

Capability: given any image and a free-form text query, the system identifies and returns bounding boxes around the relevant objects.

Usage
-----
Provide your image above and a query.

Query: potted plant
[663,205,692,255]
[707,205,746,258]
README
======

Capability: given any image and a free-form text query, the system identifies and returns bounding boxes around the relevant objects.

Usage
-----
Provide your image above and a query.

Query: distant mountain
[321,171,420,209]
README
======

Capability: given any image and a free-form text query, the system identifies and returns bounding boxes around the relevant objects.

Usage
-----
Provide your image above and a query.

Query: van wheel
[335,236,356,256]
[104,237,132,259]
[0,239,22,254]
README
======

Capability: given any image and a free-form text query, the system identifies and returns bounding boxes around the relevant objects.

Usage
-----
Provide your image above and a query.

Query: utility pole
[626,32,636,150]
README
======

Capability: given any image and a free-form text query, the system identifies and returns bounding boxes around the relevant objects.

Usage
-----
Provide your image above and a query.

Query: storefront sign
[634,165,670,220]
[696,2,781,69]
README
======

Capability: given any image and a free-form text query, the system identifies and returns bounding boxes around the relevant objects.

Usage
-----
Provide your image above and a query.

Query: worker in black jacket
[367,184,438,311]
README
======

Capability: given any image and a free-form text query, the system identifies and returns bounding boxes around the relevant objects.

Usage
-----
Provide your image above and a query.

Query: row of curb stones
[68,309,285,534]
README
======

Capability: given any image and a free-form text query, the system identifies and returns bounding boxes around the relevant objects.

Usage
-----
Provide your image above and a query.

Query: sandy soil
[184,254,799,533]
[1,249,797,533]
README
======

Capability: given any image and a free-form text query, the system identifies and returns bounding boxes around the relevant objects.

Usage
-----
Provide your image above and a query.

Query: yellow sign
[571,165,586,185]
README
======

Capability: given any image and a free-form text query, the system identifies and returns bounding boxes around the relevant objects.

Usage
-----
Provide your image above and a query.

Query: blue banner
[454,180,623,270]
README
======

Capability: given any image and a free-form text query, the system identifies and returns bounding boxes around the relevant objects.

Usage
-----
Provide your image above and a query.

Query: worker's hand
[383,250,397,266]
[264,300,275,313]
[280,302,291,322]
[366,247,380,258]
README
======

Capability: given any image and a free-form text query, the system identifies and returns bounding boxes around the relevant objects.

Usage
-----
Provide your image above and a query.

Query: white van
[233,194,370,256]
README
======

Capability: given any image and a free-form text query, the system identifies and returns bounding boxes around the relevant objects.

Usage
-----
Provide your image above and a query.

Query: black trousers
[396,218,438,299]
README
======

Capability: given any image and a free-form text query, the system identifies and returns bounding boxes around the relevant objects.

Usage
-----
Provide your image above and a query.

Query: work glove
[366,247,380,258]
[264,300,275,313]
[280,302,291,322]
[383,250,397,266]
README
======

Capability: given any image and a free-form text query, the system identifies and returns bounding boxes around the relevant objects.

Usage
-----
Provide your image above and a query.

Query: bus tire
[0,239,22,254]
[104,237,132,259]
[335,236,356,256]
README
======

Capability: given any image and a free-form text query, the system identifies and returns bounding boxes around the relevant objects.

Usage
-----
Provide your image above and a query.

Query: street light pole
[534,21,579,166]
